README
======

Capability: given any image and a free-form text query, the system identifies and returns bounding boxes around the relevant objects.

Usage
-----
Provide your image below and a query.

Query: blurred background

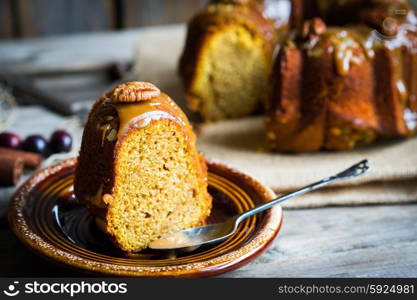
[0,0,208,39]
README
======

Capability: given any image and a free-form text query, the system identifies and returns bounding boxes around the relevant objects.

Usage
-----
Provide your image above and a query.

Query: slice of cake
[74,81,212,252]
[178,0,277,121]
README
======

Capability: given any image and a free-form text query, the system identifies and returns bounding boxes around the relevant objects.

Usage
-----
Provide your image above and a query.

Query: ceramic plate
[9,158,282,277]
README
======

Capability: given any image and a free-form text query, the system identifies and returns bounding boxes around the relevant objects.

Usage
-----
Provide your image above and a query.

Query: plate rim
[8,158,283,277]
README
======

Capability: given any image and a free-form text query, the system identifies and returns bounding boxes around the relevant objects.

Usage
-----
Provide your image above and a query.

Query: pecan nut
[107,81,161,103]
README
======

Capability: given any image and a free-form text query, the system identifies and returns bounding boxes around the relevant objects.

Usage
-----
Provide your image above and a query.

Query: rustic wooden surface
[14,0,116,38]
[226,205,417,278]
[0,0,13,39]
[2,0,417,39]
[0,0,206,39]
[121,0,206,28]
[0,28,416,277]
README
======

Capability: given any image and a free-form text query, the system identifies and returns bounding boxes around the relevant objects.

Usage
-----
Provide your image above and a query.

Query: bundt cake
[74,81,212,252]
[178,0,278,121]
[266,0,417,152]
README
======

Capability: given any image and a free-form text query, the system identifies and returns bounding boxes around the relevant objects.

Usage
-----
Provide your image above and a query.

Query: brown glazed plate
[9,158,283,277]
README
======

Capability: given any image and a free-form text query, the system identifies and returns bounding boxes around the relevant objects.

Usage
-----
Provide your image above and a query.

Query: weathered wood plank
[15,0,116,38]
[0,0,13,38]
[0,27,146,74]
[222,205,417,277]
[121,0,206,28]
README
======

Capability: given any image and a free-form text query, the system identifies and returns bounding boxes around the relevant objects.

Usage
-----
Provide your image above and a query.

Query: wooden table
[0,27,416,278]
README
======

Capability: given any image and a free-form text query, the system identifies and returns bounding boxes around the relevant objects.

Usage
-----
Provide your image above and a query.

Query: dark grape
[0,132,21,149]
[49,130,72,153]
[21,135,48,155]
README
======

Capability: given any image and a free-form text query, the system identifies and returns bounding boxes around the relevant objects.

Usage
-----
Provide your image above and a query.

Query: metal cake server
[149,159,370,252]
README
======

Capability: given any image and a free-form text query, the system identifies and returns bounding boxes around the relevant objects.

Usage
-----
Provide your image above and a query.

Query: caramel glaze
[115,94,191,141]
[75,93,207,221]
[179,0,278,91]
[267,1,417,152]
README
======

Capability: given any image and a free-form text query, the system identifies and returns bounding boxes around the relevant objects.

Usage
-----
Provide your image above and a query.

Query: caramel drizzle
[113,94,190,141]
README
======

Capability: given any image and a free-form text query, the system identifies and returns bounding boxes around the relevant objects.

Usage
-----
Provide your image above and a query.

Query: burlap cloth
[132,24,417,208]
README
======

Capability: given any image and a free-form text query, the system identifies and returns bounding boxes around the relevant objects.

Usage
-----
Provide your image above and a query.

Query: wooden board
[0,0,206,38]
[2,0,417,39]
[222,204,417,278]
[0,0,13,38]
[15,0,116,37]
[121,0,206,27]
